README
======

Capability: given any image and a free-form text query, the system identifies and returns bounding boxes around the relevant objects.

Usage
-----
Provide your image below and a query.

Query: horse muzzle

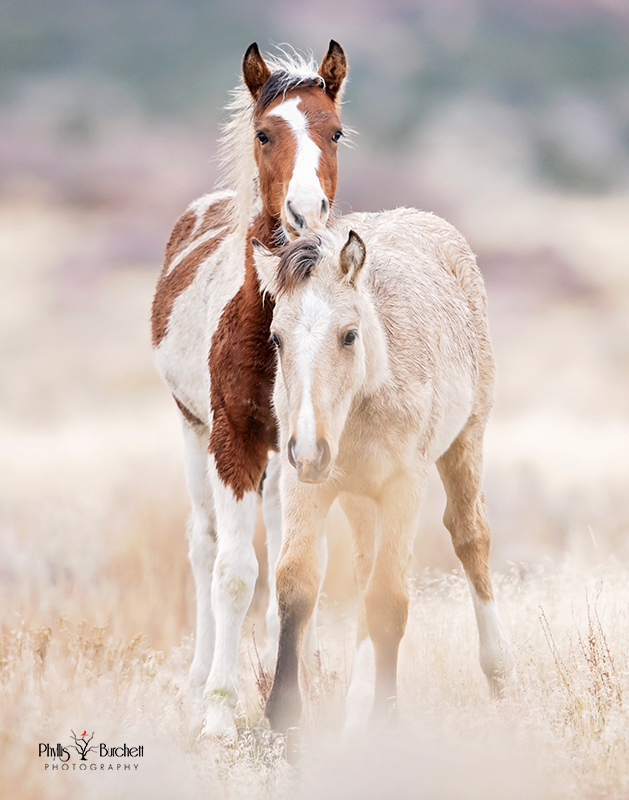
[283,198,330,239]
[288,436,331,483]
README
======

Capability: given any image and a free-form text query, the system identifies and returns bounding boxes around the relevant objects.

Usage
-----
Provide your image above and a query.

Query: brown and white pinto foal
[150,42,348,736]
[253,210,515,735]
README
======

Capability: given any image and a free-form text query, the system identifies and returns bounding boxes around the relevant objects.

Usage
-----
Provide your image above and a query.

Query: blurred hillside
[2,0,629,260]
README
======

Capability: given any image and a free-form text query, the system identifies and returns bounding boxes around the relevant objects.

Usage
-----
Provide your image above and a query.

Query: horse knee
[276,570,318,628]
[444,496,489,551]
[188,514,216,570]
[364,581,408,646]
[213,545,258,613]
[448,521,490,565]
[275,547,319,616]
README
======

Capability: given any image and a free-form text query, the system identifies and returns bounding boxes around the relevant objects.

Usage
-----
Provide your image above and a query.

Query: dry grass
[4,549,629,798]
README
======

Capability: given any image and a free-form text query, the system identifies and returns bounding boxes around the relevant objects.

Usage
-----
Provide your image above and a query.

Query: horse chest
[207,244,280,498]
[335,414,406,492]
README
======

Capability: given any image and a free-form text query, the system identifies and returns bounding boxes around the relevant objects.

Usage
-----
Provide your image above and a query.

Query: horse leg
[436,420,515,696]
[339,493,377,738]
[265,475,334,733]
[364,472,425,723]
[261,452,281,671]
[201,457,259,736]
[301,532,327,673]
[181,421,217,720]
[262,452,327,674]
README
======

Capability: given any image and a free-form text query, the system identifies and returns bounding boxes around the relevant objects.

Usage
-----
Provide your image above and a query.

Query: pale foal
[254,210,515,735]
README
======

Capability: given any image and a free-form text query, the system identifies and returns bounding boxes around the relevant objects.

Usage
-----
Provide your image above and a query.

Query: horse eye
[342,330,357,346]
[256,131,269,144]
[270,332,281,348]
[332,130,343,143]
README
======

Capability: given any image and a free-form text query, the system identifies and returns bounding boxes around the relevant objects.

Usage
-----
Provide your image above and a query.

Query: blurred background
[2,0,629,644]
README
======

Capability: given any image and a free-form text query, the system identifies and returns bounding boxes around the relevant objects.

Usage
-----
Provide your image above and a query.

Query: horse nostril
[316,438,331,473]
[288,436,297,468]
[286,201,306,230]
[321,198,329,218]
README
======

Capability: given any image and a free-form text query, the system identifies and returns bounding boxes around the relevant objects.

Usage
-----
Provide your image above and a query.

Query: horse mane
[216,48,326,236]
[276,235,323,295]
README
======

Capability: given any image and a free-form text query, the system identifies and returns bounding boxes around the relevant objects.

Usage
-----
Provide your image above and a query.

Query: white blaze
[293,290,332,460]
[269,96,328,229]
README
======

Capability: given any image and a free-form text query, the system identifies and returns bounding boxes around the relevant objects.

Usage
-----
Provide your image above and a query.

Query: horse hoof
[483,641,516,699]
[368,697,398,730]
[487,665,516,699]
[285,727,303,765]
[200,720,237,742]
[201,695,238,740]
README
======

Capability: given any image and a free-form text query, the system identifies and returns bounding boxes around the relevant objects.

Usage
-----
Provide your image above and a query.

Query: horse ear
[318,40,347,103]
[339,230,366,286]
[252,238,279,295]
[242,43,272,100]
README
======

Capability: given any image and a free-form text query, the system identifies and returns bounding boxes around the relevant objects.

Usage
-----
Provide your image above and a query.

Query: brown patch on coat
[151,198,231,348]
[163,209,196,274]
[195,197,233,239]
[208,216,279,499]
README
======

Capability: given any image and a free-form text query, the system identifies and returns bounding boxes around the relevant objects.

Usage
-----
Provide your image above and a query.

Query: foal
[253,210,515,734]
[151,41,348,735]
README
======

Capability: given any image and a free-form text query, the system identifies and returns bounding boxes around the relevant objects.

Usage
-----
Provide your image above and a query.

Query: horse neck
[250,210,280,250]
[239,212,280,310]
[356,282,391,396]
